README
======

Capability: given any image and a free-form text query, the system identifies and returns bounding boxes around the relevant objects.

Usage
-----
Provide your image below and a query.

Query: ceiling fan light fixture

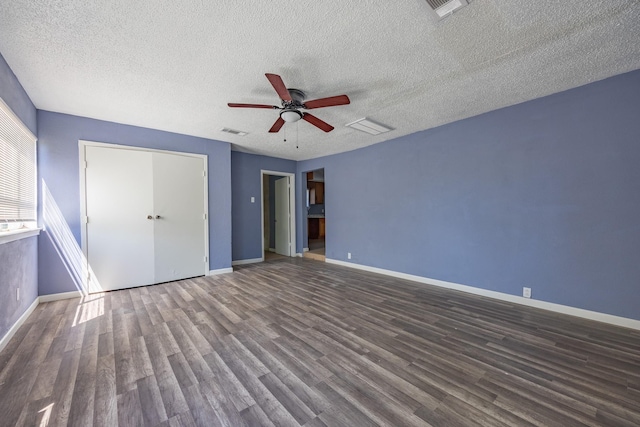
[281,110,303,123]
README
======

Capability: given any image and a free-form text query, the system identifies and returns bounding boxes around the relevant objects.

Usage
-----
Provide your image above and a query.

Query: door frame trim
[260,170,296,261]
[78,140,210,291]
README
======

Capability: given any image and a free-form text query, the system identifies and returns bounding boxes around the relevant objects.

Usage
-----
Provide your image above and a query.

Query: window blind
[0,98,37,223]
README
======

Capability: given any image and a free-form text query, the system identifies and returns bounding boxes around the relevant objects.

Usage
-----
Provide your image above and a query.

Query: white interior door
[152,152,206,283]
[85,146,155,291]
[84,144,207,292]
[275,176,290,256]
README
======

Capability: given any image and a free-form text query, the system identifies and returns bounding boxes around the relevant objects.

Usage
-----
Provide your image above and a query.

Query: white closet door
[85,146,155,291]
[152,152,206,283]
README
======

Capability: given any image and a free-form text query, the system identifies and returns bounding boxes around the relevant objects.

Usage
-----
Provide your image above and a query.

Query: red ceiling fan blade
[302,113,334,132]
[228,103,277,109]
[303,95,350,109]
[265,73,292,102]
[269,117,286,133]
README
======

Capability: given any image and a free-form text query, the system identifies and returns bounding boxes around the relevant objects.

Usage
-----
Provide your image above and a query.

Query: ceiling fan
[228,73,350,133]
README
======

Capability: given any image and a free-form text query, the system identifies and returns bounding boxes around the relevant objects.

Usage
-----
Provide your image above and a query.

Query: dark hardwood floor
[1,257,639,426]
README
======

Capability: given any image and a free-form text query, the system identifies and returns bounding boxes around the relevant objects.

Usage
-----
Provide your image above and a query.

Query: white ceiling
[1,0,639,160]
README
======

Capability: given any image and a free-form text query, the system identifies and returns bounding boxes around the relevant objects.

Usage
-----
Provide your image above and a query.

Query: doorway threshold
[304,248,325,261]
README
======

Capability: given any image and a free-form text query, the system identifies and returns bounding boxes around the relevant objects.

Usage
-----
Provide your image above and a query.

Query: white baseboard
[326,258,640,331]
[39,290,83,302]
[303,247,309,252]
[296,252,304,257]
[0,297,39,353]
[208,267,234,275]
[6,259,634,358]
[231,258,263,266]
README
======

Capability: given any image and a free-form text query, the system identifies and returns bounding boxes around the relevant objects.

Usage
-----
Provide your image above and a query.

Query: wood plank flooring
[1,257,639,426]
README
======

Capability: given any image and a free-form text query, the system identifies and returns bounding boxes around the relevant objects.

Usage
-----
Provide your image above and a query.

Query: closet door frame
[78,140,209,292]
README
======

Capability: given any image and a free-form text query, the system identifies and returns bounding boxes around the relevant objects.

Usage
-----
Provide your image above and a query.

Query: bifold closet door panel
[85,146,155,291]
[152,152,206,283]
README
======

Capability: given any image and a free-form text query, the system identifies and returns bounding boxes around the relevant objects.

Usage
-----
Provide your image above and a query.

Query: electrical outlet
[523,287,531,298]
[347,252,351,260]
[16,288,20,301]
[250,196,255,203]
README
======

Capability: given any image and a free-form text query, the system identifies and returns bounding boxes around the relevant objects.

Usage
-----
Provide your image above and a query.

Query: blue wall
[0,52,38,342]
[297,70,640,320]
[37,111,232,295]
[0,54,36,135]
[3,47,639,324]
[0,237,39,339]
[231,152,296,261]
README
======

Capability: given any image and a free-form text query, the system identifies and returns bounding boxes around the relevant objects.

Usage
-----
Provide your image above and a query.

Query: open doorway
[304,168,325,261]
[261,170,296,262]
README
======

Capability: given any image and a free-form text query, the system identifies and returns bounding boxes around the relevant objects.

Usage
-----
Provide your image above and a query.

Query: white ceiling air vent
[426,0,468,19]
[346,118,392,135]
[221,127,248,136]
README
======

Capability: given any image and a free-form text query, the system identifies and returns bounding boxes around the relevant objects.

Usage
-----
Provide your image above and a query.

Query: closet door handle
[147,215,153,220]
[155,215,162,220]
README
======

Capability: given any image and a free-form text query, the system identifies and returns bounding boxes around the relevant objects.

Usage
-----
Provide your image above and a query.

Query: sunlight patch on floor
[37,403,53,427]
[72,293,105,327]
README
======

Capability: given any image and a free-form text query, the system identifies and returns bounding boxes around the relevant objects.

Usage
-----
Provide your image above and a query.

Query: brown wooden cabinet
[308,218,326,240]
[314,182,324,204]
[308,218,319,239]
[307,182,324,204]
[307,172,324,205]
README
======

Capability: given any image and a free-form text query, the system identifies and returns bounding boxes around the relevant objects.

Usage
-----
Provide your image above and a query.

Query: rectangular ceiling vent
[220,127,248,136]
[426,0,468,19]
[346,118,392,135]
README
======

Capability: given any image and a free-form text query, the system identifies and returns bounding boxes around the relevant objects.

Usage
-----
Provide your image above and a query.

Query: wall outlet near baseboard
[523,287,532,298]
[347,252,351,259]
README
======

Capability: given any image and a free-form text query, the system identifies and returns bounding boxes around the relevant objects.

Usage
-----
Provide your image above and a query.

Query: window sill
[0,228,41,245]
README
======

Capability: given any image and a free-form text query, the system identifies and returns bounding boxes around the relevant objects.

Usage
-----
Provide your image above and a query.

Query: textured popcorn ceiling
[1,0,639,160]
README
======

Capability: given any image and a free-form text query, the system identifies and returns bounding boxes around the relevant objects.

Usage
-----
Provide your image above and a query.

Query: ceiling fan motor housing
[280,89,306,122]
[284,88,306,108]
